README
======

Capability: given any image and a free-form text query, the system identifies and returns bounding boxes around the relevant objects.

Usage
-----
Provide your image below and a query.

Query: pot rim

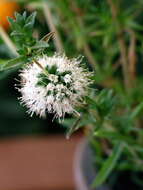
[73,138,91,190]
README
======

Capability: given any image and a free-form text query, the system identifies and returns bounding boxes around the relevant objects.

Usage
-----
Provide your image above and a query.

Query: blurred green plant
[0,11,54,71]
[0,0,143,189]
[46,0,143,188]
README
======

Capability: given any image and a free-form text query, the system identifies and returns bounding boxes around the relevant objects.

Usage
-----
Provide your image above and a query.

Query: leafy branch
[0,11,54,71]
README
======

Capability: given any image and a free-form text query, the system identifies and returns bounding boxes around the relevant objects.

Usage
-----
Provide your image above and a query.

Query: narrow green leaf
[0,56,26,71]
[25,12,37,29]
[92,142,123,188]
[130,102,143,119]
[7,17,15,29]
[31,41,49,50]
[11,31,23,36]
[94,130,135,144]
[23,11,27,20]
[8,16,21,31]
[15,12,23,23]
[0,59,8,65]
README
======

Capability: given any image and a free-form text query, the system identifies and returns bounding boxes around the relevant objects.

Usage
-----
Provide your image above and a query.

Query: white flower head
[18,54,92,119]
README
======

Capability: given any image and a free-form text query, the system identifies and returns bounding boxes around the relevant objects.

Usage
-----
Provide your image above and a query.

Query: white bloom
[48,74,58,83]
[64,74,72,83]
[18,54,92,119]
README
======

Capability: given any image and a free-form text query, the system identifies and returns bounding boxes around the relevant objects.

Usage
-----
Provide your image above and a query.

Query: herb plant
[1,0,143,189]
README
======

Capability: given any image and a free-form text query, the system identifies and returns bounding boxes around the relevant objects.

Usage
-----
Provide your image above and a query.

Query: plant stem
[70,1,98,70]
[107,0,130,89]
[42,1,64,52]
[66,112,82,139]
[0,26,18,57]
[128,29,137,81]
[33,59,49,76]
[83,44,97,70]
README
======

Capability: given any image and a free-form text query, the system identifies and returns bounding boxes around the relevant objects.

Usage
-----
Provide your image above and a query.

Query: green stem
[107,0,130,90]
[33,59,49,76]
[69,0,97,70]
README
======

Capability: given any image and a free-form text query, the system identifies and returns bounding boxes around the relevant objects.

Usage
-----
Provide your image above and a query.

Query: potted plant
[73,88,143,190]
[0,0,143,189]
[52,0,143,189]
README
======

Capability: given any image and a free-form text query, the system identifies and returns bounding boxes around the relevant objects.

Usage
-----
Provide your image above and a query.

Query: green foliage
[8,12,37,52]
[0,56,26,71]
[92,142,123,187]
[0,11,53,72]
[1,0,143,189]
[86,89,116,118]
[50,0,143,187]
[64,85,143,186]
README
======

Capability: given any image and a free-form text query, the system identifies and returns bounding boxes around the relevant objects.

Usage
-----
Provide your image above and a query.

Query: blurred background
[0,0,143,189]
[1,0,143,137]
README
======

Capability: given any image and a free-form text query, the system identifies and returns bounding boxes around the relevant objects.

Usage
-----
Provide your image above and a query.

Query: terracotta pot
[0,135,81,190]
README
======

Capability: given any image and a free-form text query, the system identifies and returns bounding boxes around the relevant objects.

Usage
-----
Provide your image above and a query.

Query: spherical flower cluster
[18,54,92,119]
